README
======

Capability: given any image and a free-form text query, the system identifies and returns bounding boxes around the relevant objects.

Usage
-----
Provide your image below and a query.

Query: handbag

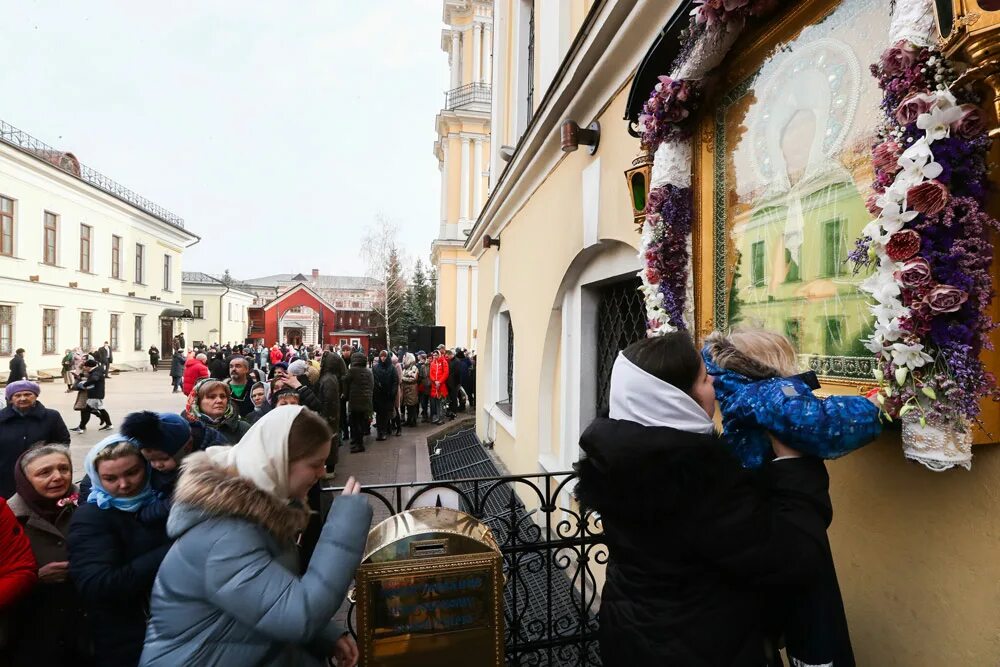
[73,391,88,411]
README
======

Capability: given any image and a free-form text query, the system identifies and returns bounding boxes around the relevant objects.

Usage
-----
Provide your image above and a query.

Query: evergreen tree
[410,259,434,325]
[428,265,438,324]
[385,246,408,346]
[221,269,233,286]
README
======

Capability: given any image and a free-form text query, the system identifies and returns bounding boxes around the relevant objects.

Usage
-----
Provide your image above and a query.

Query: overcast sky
[1,1,447,279]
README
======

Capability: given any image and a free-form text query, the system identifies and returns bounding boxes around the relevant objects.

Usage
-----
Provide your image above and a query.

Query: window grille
[595,278,646,417]
[42,309,57,354]
[80,311,92,351]
[0,305,12,354]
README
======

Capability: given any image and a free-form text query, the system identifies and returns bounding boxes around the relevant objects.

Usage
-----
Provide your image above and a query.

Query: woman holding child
[576,329,881,667]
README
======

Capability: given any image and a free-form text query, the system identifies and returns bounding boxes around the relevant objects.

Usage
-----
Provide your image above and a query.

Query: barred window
[134,315,143,350]
[110,314,120,351]
[0,305,12,355]
[43,309,57,355]
[80,311,92,351]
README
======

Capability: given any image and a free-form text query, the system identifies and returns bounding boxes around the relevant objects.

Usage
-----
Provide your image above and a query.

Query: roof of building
[181,271,223,284]
[239,273,380,290]
[261,282,338,313]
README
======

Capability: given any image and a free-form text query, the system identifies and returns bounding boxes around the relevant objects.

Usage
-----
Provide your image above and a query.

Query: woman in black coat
[168,350,185,393]
[68,436,171,667]
[575,333,847,667]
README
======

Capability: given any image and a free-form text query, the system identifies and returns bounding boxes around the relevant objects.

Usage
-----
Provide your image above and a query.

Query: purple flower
[923,285,969,314]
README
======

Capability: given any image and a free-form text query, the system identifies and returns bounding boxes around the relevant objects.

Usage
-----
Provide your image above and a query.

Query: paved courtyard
[35,369,188,474]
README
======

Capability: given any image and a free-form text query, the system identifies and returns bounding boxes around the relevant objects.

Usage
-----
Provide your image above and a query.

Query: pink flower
[885,230,922,262]
[895,92,934,125]
[865,193,883,217]
[894,258,934,288]
[57,492,80,508]
[880,41,921,77]
[923,284,969,314]
[907,180,949,215]
[951,104,987,140]
[872,140,902,174]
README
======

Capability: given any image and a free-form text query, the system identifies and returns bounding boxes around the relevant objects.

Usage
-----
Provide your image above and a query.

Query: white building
[0,120,198,377]
[180,272,255,347]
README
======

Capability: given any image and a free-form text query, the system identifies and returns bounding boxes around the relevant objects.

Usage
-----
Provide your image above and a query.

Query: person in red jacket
[182,353,210,396]
[0,496,37,610]
[269,344,283,367]
[429,347,450,425]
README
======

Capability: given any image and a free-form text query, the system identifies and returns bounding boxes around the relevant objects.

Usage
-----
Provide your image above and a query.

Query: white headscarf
[205,405,304,499]
[608,352,715,434]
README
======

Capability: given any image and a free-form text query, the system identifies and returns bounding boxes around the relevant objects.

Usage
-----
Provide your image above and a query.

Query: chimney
[311,269,319,280]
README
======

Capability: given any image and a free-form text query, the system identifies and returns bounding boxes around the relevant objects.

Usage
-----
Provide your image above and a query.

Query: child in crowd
[702,329,882,469]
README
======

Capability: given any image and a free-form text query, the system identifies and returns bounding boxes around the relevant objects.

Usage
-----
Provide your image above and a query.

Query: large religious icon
[710,0,890,379]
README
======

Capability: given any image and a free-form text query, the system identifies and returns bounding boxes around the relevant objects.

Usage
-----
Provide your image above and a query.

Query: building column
[473,137,483,216]
[450,31,461,89]
[456,264,469,348]
[439,142,449,236]
[484,27,492,85]
[472,23,482,83]
[460,136,471,222]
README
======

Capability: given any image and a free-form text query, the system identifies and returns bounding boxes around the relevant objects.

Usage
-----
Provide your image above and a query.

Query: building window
[784,318,802,352]
[783,248,800,282]
[824,317,845,355]
[134,315,143,350]
[1,196,13,257]
[111,235,121,278]
[496,310,514,416]
[227,303,233,321]
[193,300,204,319]
[43,212,58,265]
[80,311,92,351]
[595,278,647,416]
[0,305,12,355]
[135,243,145,284]
[110,314,120,351]
[163,254,171,291]
[751,240,766,287]
[79,224,92,273]
[43,309,57,354]
[823,218,847,277]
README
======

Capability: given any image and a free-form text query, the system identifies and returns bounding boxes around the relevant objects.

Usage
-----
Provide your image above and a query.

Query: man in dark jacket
[446,349,463,415]
[316,351,347,475]
[343,352,373,453]
[7,348,27,383]
[0,381,70,498]
[70,360,111,433]
[225,356,255,418]
[207,351,229,380]
[169,349,185,393]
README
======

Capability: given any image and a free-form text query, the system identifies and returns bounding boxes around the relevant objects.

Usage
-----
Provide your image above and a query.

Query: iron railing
[444,82,492,110]
[324,471,605,666]
[0,119,185,229]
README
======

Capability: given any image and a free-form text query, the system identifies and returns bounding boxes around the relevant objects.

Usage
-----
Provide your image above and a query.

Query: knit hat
[287,359,308,377]
[120,410,192,455]
[5,380,40,401]
[273,361,289,372]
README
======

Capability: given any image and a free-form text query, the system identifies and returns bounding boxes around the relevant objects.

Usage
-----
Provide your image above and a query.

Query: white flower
[916,104,965,143]
[877,201,919,235]
[881,318,904,343]
[872,299,908,324]
[897,153,943,184]
[890,342,933,370]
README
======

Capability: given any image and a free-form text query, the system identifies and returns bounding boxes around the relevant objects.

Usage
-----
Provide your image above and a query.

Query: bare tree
[362,214,408,349]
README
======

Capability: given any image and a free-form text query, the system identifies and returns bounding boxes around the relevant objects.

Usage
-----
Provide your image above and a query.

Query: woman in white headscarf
[139,405,372,667]
[574,332,840,667]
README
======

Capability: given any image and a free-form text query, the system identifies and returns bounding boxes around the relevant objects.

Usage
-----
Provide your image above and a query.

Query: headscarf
[184,377,236,425]
[250,380,270,406]
[83,435,156,512]
[14,448,76,523]
[204,405,304,500]
[608,352,715,435]
[287,359,308,377]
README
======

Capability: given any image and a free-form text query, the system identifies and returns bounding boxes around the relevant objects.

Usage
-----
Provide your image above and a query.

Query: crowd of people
[0,323,883,666]
[0,398,371,666]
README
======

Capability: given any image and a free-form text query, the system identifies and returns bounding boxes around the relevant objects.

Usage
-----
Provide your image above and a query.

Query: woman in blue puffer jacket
[139,406,372,667]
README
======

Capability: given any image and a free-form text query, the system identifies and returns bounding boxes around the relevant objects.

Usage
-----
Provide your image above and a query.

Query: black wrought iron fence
[323,471,605,666]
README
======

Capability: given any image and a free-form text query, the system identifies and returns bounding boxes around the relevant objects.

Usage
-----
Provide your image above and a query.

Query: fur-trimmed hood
[169,451,309,544]
[702,331,783,380]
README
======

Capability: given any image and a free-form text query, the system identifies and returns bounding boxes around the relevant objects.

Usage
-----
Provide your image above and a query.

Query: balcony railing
[444,82,492,110]
[0,118,185,229]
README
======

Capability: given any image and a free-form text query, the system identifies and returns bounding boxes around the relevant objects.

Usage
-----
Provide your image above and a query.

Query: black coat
[169,351,185,378]
[371,360,398,406]
[575,418,852,667]
[0,402,71,498]
[316,353,347,431]
[446,358,461,392]
[7,354,26,382]
[345,354,374,414]
[207,355,229,380]
[68,503,171,667]
[81,366,106,399]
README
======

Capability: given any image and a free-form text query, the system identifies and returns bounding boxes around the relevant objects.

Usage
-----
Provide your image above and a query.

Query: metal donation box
[355,507,505,666]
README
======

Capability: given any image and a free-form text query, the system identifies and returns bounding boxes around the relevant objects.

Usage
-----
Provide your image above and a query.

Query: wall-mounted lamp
[561,119,600,154]
[624,152,655,232]
[483,234,501,250]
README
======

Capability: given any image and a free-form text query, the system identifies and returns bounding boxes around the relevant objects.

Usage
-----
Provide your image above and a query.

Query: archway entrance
[261,283,339,348]
[278,305,319,346]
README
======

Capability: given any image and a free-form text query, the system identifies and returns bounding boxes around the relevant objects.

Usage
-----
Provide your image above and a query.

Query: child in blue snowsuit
[703,329,881,667]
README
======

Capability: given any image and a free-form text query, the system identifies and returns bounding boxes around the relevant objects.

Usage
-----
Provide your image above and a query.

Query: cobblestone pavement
[33,369,188,475]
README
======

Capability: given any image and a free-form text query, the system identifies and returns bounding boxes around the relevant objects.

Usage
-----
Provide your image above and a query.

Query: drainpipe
[219,283,231,346]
